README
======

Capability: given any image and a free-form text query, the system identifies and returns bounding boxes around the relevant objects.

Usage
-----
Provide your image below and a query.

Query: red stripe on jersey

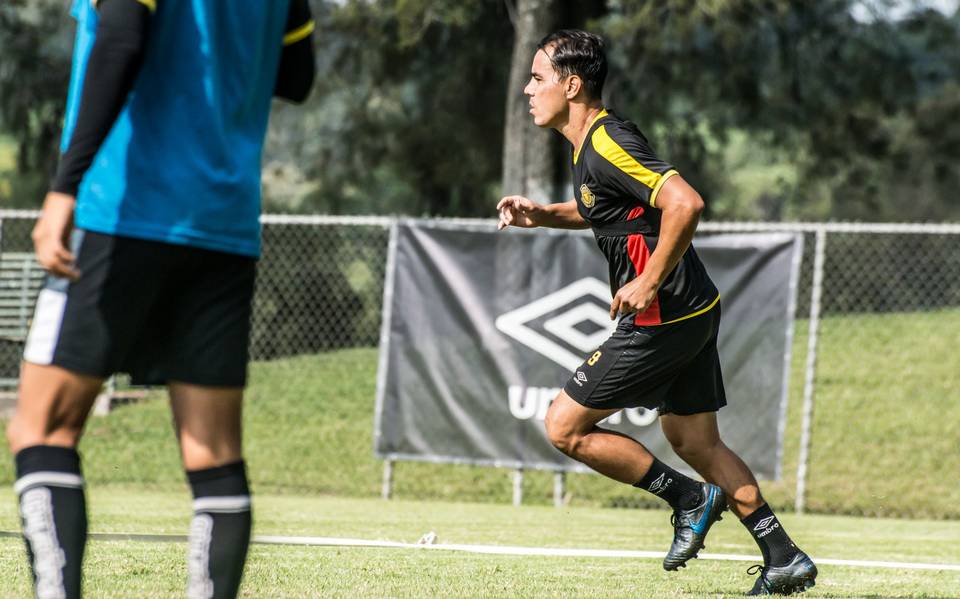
[627,206,645,220]
[626,234,662,325]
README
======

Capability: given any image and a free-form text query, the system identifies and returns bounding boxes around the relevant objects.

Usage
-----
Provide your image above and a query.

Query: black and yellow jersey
[573,109,719,326]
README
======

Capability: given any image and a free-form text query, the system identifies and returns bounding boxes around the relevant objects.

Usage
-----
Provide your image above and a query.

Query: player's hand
[497,195,542,230]
[32,191,80,281]
[610,274,659,319]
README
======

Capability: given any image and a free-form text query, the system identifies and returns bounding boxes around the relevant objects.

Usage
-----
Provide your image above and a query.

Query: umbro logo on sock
[753,516,780,537]
[753,516,776,531]
[648,473,672,495]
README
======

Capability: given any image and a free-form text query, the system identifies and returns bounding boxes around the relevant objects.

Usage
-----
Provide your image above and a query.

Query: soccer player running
[497,30,817,595]
[6,1,314,597]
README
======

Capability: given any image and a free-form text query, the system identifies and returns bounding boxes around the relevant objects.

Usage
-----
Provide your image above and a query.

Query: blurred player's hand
[497,195,542,230]
[33,191,80,281]
[610,273,659,319]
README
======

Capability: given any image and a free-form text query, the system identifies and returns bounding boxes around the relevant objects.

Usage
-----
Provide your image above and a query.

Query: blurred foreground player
[6,1,314,597]
[497,30,816,595]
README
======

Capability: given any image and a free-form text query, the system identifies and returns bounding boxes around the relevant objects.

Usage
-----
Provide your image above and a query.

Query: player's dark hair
[537,29,607,100]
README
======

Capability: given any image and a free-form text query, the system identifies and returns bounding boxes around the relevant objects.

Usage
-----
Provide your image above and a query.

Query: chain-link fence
[1,213,958,518]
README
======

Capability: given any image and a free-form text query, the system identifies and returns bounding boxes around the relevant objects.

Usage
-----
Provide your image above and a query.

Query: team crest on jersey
[579,184,596,208]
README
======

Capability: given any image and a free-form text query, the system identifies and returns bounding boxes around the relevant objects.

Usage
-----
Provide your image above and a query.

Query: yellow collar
[573,108,608,165]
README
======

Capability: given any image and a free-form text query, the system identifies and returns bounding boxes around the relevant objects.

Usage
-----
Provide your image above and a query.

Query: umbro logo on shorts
[573,371,588,386]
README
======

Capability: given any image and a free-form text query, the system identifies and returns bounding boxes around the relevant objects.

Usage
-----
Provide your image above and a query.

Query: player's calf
[186,461,252,599]
[14,445,87,599]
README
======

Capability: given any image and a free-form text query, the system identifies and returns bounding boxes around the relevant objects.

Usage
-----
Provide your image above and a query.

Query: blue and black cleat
[746,551,818,595]
[662,482,727,571]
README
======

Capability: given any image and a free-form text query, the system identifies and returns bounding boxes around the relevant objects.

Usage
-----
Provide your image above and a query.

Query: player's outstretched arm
[497,197,589,230]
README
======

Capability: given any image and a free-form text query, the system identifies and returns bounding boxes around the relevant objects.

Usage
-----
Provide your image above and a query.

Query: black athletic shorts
[563,302,726,415]
[23,230,256,387]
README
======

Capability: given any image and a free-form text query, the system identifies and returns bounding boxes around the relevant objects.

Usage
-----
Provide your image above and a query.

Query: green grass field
[3,308,957,517]
[0,309,957,595]
[0,489,958,598]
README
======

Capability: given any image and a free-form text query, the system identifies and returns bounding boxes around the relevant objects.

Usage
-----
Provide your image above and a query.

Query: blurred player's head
[525,29,607,128]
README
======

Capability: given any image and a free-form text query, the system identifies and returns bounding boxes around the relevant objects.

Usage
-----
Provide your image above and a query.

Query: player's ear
[565,75,583,100]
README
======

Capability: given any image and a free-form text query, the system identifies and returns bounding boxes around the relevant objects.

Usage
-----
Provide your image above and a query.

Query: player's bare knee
[543,416,564,451]
[544,417,580,456]
[551,431,584,457]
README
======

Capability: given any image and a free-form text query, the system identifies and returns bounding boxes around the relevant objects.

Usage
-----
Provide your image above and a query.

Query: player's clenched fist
[609,274,659,319]
[497,195,543,230]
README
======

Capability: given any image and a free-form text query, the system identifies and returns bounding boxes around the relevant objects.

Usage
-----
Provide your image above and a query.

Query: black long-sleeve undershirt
[51,0,151,196]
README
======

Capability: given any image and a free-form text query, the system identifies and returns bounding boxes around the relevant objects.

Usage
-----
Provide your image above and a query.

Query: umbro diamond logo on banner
[495,278,617,371]
[753,516,776,531]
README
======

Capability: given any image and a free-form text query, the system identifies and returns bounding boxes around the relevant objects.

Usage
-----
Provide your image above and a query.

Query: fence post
[381,458,394,500]
[19,259,30,339]
[553,471,565,507]
[795,228,827,514]
[93,376,116,416]
[512,468,523,506]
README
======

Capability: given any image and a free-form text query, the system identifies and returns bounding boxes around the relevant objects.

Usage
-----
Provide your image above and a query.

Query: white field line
[257,535,960,572]
[1,530,958,572]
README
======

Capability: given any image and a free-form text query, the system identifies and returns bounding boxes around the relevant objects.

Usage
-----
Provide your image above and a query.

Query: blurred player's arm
[497,197,590,230]
[274,0,316,103]
[51,0,153,196]
[37,0,153,280]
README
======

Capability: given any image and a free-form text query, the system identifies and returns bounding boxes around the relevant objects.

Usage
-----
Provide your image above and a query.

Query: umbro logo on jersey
[648,473,672,495]
[579,184,596,208]
[573,371,588,386]
[495,278,617,371]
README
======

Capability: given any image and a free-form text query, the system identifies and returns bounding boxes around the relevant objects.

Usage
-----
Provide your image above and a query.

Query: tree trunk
[501,0,561,204]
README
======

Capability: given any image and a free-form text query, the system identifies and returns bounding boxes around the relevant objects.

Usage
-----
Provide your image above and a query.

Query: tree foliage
[0,0,957,221]
[594,0,960,220]
[0,0,74,207]
[263,0,514,216]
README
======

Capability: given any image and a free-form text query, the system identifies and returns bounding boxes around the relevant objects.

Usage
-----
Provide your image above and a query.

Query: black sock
[633,457,703,511]
[742,503,799,567]
[15,445,87,599]
[186,461,252,599]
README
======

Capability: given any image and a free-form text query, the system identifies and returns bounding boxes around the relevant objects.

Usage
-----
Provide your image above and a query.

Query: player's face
[524,49,569,128]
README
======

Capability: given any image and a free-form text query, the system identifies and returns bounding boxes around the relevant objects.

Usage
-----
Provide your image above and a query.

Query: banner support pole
[382,459,394,500]
[512,468,523,506]
[553,472,565,507]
